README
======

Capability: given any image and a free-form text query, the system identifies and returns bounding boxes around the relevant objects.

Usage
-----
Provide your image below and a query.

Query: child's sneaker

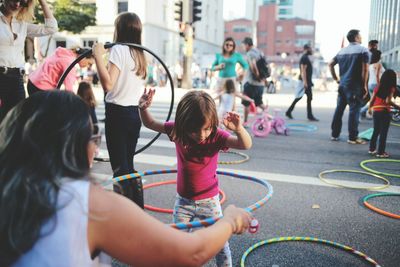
[376,152,389,158]
[368,150,377,155]
[347,138,366,145]
[330,136,340,141]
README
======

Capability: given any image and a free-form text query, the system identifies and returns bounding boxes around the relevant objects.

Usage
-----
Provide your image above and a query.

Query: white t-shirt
[218,93,235,118]
[105,45,145,106]
[13,180,111,267]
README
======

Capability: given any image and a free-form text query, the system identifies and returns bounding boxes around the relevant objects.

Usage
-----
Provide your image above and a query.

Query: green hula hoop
[218,151,250,165]
[360,159,400,178]
[391,122,400,127]
[241,236,381,267]
[318,169,390,190]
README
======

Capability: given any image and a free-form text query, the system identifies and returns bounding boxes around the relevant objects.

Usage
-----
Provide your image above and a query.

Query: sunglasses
[10,0,29,7]
[90,125,102,147]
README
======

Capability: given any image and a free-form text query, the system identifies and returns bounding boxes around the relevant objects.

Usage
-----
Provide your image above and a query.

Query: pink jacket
[29,47,77,91]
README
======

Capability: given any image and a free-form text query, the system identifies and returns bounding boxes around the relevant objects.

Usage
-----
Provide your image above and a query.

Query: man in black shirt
[286,44,318,121]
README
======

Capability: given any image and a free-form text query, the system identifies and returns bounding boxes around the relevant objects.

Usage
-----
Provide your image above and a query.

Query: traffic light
[192,0,202,23]
[175,1,183,22]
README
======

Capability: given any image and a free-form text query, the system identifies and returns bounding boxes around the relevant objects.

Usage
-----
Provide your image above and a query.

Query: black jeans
[27,79,44,96]
[369,110,391,154]
[331,87,363,140]
[287,86,314,118]
[0,73,25,121]
[105,103,143,208]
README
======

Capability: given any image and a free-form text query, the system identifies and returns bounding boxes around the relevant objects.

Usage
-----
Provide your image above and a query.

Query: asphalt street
[91,84,400,267]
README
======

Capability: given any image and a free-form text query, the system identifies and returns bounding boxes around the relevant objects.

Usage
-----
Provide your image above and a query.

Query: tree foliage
[35,0,96,34]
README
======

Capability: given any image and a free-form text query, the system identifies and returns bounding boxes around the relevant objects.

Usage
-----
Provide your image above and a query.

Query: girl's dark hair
[222,37,236,55]
[114,12,147,79]
[376,69,397,99]
[171,91,219,146]
[370,49,381,64]
[0,91,92,266]
[77,81,96,108]
[224,79,236,94]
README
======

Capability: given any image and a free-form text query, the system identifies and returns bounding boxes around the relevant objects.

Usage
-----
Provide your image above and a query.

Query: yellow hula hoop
[318,169,390,190]
[218,151,250,165]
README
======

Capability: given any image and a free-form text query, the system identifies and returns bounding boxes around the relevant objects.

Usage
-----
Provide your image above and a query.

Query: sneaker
[308,116,319,122]
[347,138,366,145]
[285,111,293,119]
[368,150,377,155]
[331,136,340,141]
[376,152,390,158]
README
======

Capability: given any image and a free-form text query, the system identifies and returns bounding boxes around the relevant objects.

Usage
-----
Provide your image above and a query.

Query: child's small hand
[223,112,242,132]
[139,88,155,110]
[368,107,372,115]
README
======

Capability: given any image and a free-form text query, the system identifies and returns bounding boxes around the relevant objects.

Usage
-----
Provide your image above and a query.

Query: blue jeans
[360,83,377,115]
[331,87,363,140]
[173,194,232,267]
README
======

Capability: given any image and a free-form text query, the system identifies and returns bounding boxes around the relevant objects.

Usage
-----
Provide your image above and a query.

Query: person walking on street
[329,29,369,144]
[0,0,58,120]
[286,44,318,121]
[241,37,267,127]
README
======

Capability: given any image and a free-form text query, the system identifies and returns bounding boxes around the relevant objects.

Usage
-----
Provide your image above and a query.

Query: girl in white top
[0,90,251,267]
[368,49,384,93]
[93,12,147,208]
[0,0,57,120]
[215,78,253,125]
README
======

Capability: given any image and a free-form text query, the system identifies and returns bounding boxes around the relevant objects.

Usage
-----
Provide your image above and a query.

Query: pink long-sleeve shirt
[29,47,77,91]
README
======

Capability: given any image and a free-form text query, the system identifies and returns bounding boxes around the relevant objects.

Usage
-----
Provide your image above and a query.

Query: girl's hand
[92,43,107,59]
[223,112,242,132]
[139,88,155,110]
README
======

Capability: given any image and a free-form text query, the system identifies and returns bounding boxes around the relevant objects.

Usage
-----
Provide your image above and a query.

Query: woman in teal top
[212,37,248,94]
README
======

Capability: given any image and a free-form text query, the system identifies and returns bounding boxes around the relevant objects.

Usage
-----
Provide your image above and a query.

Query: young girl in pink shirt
[139,89,252,267]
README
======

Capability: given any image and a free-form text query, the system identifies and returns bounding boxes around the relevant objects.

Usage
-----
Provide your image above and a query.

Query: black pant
[287,86,314,118]
[27,80,44,96]
[369,110,391,154]
[0,73,25,121]
[105,103,144,208]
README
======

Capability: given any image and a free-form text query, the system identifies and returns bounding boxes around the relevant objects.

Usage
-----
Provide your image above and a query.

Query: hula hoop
[143,179,226,213]
[240,236,381,267]
[318,170,390,190]
[287,123,317,132]
[362,193,400,219]
[57,42,174,156]
[391,122,400,127]
[102,169,273,230]
[218,151,250,165]
[360,159,400,178]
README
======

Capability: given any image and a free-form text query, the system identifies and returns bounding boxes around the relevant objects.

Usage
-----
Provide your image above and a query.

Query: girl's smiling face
[189,121,213,144]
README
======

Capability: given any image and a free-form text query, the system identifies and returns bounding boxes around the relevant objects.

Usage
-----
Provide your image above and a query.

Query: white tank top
[368,62,384,86]
[12,180,111,267]
[218,93,235,117]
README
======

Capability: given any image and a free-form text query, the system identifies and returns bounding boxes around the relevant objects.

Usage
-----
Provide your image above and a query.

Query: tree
[35,0,96,34]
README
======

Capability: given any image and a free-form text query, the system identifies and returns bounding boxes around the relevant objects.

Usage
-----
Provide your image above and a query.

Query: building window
[295,25,314,35]
[279,0,293,6]
[259,31,267,37]
[118,1,128,14]
[259,43,267,49]
[56,40,66,48]
[279,8,292,15]
[295,39,311,47]
[276,25,283,32]
[233,26,250,33]
[83,39,97,48]
[276,40,282,45]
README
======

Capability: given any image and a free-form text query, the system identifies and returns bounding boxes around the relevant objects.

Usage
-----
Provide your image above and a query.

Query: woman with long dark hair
[368,69,400,157]
[0,90,251,266]
[0,0,57,120]
[211,37,248,97]
[92,12,147,208]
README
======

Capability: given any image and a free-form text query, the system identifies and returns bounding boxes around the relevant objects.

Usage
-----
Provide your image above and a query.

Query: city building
[369,0,400,73]
[37,0,224,68]
[224,2,315,65]
[245,0,314,21]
